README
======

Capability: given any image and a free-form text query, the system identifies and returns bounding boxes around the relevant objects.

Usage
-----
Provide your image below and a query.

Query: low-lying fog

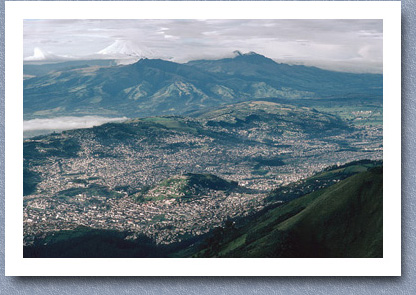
[23,116,128,138]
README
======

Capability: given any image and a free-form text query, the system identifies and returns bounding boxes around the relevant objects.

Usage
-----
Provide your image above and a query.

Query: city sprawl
[23,101,382,245]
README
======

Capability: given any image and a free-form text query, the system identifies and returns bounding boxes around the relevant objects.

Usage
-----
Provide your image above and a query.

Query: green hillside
[194,166,383,258]
[194,100,350,135]
[267,159,382,202]
[134,173,239,202]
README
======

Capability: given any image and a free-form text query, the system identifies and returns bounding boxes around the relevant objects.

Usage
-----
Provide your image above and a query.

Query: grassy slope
[134,173,239,202]
[197,166,383,258]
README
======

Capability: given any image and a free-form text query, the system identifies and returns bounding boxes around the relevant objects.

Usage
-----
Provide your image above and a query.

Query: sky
[23,19,383,73]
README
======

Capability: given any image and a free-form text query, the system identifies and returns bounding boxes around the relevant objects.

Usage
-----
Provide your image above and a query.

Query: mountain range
[23,52,382,120]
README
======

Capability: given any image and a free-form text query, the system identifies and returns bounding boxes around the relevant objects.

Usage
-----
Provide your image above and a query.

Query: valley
[22,53,383,257]
[23,101,382,246]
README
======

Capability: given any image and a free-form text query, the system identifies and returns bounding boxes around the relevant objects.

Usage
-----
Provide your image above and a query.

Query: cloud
[24,19,382,73]
[23,116,128,132]
[24,47,73,61]
[24,47,48,61]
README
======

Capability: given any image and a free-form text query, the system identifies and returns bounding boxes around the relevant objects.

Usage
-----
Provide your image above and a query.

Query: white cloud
[164,34,179,40]
[23,116,128,132]
[24,47,47,61]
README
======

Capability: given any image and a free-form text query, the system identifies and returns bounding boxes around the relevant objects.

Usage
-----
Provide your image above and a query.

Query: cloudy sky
[24,19,383,73]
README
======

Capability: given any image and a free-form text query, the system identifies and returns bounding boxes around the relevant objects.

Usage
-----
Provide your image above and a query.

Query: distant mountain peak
[97,40,155,59]
[233,50,243,57]
[132,57,178,68]
[229,51,273,64]
[245,51,260,56]
[231,51,263,58]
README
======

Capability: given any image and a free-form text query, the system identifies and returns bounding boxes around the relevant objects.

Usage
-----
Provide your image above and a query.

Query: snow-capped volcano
[97,40,155,59]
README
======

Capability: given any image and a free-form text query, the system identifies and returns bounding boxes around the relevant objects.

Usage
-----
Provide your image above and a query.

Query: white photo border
[5,1,401,276]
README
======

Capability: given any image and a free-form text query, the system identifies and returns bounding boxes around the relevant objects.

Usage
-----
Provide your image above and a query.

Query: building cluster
[24,117,383,245]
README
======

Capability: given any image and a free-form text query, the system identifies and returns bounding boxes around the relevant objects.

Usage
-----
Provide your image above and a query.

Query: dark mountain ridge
[187,52,382,93]
[192,164,383,258]
[24,52,382,120]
